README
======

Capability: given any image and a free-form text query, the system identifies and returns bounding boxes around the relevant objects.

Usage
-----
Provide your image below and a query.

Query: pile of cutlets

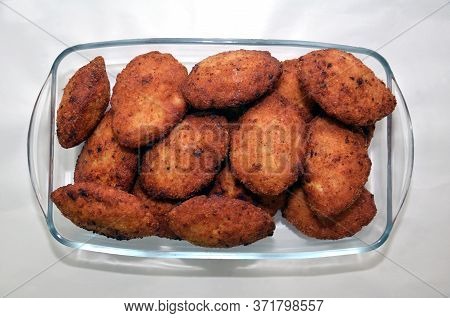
[51,48,396,247]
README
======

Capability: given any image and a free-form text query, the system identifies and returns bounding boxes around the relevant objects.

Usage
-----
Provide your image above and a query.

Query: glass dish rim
[28,37,414,260]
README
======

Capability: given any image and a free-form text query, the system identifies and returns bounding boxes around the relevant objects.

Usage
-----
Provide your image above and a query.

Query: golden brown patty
[182,50,281,109]
[273,59,316,122]
[132,180,178,239]
[303,117,371,217]
[111,51,187,148]
[50,182,158,240]
[140,115,229,200]
[210,163,286,216]
[230,93,307,196]
[283,186,377,240]
[74,111,137,192]
[298,49,396,126]
[168,195,275,247]
[57,56,110,148]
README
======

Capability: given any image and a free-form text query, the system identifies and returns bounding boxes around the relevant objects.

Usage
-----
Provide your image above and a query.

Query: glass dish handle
[391,77,414,224]
[28,73,52,219]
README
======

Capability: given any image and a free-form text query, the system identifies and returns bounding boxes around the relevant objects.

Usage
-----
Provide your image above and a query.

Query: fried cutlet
[298,49,396,126]
[51,182,158,240]
[182,49,281,109]
[283,186,377,240]
[303,116,371,217]
[57,56,110,148]
[230,93,306,195]
[140,115,229,200]
[168,195,275,247]
[111,52,187,148]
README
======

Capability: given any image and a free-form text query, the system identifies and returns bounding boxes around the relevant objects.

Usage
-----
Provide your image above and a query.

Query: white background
[1,0,449,297]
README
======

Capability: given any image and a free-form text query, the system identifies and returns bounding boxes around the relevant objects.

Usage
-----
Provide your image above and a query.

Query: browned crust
[74,111,138,192]
[362,123,376,145]
[272,59,316,122]
[298,49,396,126]
[230,93,307,195]
[57,56,110,148]
[255,193,287,217]
[132,179,178,239]
[283,186,377,240]
[168,195,275,247]
[303,116,371,217]
[140,115,229,200]
[50,182,158,240]
[210,163,286,216]
[210,163,254,202]
[111,51,188,148]
[182,50,281,109]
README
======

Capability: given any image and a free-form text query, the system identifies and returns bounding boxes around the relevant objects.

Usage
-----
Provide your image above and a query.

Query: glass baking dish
[28,38,413,259]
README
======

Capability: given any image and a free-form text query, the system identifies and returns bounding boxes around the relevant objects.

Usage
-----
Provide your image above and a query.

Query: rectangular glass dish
[28,38,413,259]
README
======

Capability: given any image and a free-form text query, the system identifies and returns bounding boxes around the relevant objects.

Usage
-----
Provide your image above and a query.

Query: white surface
[1,0,449,297]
